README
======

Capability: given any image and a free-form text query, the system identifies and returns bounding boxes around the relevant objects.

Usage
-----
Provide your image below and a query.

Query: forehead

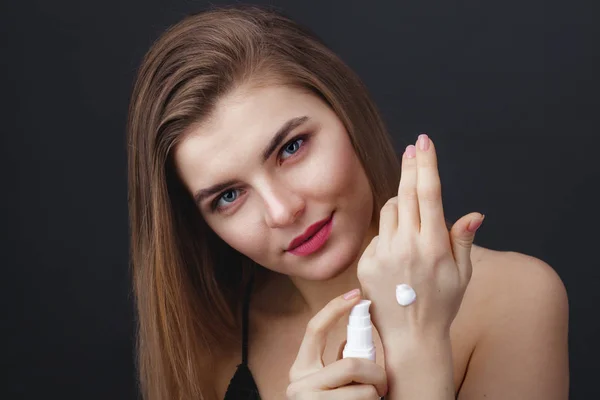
[173,84,323,190]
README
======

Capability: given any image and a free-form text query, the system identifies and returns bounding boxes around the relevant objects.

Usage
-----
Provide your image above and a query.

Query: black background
[1,0,597,398]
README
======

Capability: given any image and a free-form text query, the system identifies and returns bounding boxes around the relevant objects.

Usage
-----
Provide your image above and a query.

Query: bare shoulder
[468,245,568,313]
[456,245,570,399]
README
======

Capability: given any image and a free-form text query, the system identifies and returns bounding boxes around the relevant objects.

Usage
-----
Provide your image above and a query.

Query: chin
[299,233,363,281]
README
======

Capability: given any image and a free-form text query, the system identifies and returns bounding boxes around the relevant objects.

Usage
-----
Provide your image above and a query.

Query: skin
[174,84,569,399]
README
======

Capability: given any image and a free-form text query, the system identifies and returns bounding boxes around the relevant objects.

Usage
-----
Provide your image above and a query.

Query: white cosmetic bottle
[342,299,376,361]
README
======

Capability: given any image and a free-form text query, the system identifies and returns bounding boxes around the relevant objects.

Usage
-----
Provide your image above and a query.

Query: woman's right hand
[286,289,388,399]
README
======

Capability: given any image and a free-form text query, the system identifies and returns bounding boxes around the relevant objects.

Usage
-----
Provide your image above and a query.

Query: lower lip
[288,214,334,256]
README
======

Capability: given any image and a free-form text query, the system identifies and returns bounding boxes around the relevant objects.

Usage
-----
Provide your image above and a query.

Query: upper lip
[287,213,333,251]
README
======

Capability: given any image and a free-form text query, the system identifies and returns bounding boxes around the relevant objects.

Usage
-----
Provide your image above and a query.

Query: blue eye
[280,137,304,160]
[210,133,311,212]
[212,189,240,210]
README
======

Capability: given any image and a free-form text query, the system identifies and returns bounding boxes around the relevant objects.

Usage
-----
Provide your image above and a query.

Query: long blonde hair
[126,4,452,399]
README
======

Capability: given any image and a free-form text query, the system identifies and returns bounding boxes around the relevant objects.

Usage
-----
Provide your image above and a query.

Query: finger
[361,235,379,259]
[322,384,382,399]
[293,357,387,397]
[450,212,482,283]
[336,339,347,361]
[415,134,447,236]
[290,290,362,381]
[378,197,398,248]
[397,144,420,234]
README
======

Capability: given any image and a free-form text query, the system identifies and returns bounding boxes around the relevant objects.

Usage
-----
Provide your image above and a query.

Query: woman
[126,5,569,399]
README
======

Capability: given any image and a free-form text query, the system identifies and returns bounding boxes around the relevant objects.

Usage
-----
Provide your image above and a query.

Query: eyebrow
[193,115,310,206]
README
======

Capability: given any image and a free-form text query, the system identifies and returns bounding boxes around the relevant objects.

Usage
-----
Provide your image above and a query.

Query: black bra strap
[241,270,254,365]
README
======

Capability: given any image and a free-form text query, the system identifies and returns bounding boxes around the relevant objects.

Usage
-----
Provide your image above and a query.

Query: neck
[289,260,362,315]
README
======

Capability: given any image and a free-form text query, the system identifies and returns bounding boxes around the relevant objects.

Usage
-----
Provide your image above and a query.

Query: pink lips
[287,213,334,256]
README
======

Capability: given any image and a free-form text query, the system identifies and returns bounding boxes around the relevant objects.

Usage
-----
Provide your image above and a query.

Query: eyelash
[209,133,311,213]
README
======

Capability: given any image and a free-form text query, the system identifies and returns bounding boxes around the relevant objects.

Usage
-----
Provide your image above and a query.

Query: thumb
[450,212,485,280]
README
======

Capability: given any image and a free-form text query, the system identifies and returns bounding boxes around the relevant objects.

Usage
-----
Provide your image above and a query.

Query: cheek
[208,219,270,262]
[303,135,369,200]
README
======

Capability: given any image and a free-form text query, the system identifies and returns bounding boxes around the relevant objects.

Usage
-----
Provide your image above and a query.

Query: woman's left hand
[357,134,485,342]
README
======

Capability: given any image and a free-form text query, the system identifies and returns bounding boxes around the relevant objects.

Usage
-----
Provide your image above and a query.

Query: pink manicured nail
[418,134,430,151]
[343,289,360,300]
[404,145,416,159]
[467,214,485,233]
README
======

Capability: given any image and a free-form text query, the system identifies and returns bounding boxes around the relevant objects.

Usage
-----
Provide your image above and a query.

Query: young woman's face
[174,84,374,280]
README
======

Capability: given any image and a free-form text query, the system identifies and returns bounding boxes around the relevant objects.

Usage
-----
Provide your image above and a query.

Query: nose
[261,181,305,228]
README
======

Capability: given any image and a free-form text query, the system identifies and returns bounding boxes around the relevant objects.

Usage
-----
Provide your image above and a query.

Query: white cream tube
[342,299,376,361]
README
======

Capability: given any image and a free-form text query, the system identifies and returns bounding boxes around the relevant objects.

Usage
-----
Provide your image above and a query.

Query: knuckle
[305,317,322,336]
[356,267,367,281]
[395,244,416,264]
[430,243,452,263]
[343,357,362,374]
[395,250,413,265]
[288,366,299,383]
[438,248,452,263]
[370,234,380,246]
[360,258,388,277]
[357,264,378,283]
[399,184,417,199]
[419,238,452,265]
[417,182,441,201]
[380,198,398,212]
[286,382,299,398]
[423,245,444,263]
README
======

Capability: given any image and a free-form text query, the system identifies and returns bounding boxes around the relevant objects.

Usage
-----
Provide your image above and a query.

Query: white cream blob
[396,284,416,306]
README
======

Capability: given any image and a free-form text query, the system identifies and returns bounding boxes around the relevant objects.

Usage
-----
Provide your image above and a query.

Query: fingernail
[418,133,430,151]
[467,214,485,233]
[343,288,360,300]
[404,144,416,159]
